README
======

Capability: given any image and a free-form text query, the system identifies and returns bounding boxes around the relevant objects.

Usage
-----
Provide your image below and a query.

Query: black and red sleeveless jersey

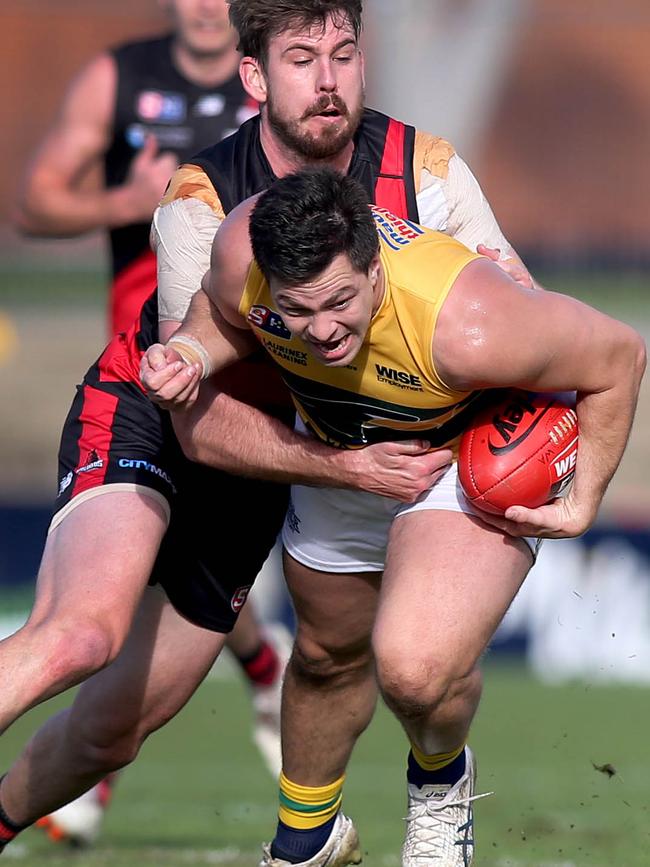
[105,34,255,335]
[133,107,419,373]
[190,107,420,223]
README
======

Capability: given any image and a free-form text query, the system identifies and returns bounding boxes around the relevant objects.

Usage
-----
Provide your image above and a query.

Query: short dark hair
[228,0,363,63]
[249,168,379,287]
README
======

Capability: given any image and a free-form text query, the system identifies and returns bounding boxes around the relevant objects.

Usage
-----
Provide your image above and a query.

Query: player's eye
[282,308,308,318]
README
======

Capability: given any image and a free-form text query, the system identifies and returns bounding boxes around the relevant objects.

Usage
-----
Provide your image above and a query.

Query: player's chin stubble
[266,91,364,159]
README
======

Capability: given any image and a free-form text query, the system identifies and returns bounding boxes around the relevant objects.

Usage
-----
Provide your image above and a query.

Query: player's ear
[240,56,268,104]
[359,48,366,90]
[368,254,380,286]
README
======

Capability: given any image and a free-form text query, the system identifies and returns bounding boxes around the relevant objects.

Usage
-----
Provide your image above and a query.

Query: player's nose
[316,58,337,92]
[306,313,337,342]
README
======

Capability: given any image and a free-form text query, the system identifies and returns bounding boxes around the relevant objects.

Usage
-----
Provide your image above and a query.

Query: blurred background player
[15,0,257,336]
[13,0,289,847]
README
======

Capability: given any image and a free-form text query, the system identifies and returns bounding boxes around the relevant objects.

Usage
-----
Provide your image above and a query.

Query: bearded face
[259,14,365,161]
[267,89,364,160]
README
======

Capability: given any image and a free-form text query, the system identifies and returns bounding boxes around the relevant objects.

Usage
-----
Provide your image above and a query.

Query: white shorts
[282,462,539,573]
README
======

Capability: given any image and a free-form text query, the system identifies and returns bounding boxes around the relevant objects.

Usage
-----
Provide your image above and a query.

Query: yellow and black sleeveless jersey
[238,209,486,450]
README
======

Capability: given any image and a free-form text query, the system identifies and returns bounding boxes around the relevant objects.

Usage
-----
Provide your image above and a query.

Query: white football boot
[251,624,293,778]
[402,748,491,866]
[259,813,362,867]
[35,780,112,846]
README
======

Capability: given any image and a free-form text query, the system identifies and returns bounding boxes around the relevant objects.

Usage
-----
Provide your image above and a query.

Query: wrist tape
[166,334,213,379]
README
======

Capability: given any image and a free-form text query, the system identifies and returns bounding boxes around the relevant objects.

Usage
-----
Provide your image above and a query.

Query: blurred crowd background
[1,0,649,680]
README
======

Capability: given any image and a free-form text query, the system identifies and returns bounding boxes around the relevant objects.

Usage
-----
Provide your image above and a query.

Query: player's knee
[374,648,465,720]
[73,732,141,773]
[72,683,187,772]
[28,618,120,687]
[291,631,373,687]
[377,662,442,720]
[66,712,147,772]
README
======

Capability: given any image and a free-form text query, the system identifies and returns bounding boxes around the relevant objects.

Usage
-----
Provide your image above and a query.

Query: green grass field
[1,663,648,866]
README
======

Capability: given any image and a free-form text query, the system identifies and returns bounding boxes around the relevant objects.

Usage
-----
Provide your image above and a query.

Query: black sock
[407,748,467,788]
[271,816,337,863]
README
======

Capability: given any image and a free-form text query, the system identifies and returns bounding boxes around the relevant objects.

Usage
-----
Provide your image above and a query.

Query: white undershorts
[282,461,539,573]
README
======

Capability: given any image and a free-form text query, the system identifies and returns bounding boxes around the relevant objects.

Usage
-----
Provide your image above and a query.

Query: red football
[458,390,579,515]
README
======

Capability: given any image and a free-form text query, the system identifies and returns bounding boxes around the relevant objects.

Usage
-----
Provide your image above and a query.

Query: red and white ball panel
[458,390,579,515]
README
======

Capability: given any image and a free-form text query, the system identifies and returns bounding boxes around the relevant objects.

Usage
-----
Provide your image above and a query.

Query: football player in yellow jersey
[142,168,645,867]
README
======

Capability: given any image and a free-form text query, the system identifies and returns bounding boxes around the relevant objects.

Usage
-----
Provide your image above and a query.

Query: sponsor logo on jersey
[280,369,481,450]
[137,90,186,123]
[371,207,424,251]
[58,471,73,497]
[193,94,225,117]
[262,338,308,366]
[375,364,423,391]
[151,127,193,149]
[231,585,252,612]
[247,305,292,340]
[118,458,176,493]
[126,124,147,149]
[76,450,105,474]
[126,123,193,151]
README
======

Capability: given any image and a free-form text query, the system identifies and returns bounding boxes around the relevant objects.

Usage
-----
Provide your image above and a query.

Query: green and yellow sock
[271,772,344,862]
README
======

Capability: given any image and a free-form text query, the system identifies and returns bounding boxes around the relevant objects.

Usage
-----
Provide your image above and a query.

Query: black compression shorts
[52,324,289,633]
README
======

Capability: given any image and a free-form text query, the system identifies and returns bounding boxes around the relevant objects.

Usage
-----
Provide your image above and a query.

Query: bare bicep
[24,54,116,190]
[434,259,611,394]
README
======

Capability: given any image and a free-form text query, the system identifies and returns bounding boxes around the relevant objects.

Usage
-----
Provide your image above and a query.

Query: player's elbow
[631,329,647,388]
[13,171,75,237]
[613,325,646,395]
[171,412,201,463]
[11,197,41,236]
[12,188,54,237]
[172,409,222,467]
[177,429,203,464]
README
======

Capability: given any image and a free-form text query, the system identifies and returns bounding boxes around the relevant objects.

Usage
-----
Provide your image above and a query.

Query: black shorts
[52,324,289,633]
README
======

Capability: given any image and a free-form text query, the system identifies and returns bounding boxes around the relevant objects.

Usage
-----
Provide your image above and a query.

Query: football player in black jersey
[12,0,289,847]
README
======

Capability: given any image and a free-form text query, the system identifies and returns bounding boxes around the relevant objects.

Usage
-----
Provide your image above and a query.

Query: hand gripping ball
[458,390,579,515]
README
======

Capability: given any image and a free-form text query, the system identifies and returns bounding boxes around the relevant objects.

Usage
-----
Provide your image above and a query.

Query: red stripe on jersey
[71,386,118,497]
[97,326,146,390]
[110,249,157,337]
[374,118,408,218]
